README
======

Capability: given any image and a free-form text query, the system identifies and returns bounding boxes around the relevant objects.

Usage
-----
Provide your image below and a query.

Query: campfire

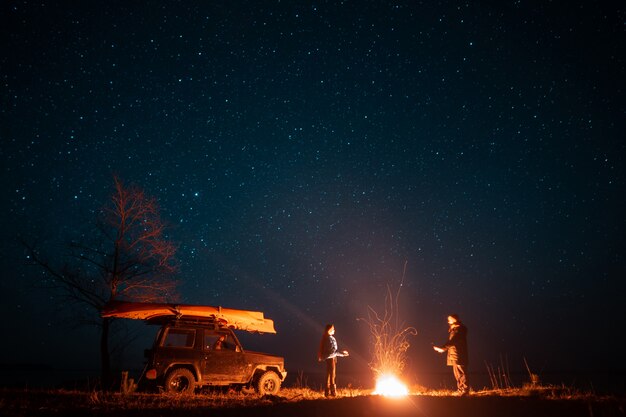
[360,264,416,399]
[373,374,409,397]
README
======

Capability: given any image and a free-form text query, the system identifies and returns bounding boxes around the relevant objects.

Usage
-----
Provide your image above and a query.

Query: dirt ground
[1,390,625,417]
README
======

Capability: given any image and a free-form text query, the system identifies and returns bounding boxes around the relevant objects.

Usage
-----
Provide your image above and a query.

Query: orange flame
[373,374,409,397]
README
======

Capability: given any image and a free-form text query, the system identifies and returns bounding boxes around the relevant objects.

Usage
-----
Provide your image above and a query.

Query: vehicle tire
[164,368,196,394]
[256,371,281,395]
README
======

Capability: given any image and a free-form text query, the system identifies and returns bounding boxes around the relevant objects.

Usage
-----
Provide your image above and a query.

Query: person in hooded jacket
[433,314,469,395]
[318,324,349,397]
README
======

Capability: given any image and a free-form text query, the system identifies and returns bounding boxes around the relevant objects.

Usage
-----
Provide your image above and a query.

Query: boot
[330,384,337,397]
[324,385,330,397]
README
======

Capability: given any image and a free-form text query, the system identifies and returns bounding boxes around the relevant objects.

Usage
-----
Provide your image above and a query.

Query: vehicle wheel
[256,371,281,395]
[164,368,196,394]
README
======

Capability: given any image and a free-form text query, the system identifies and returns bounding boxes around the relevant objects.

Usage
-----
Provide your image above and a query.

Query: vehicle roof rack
[146,316,231,328]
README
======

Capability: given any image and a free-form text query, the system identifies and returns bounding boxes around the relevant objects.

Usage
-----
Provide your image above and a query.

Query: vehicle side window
[204,333,236,351]
[162,328,195,348]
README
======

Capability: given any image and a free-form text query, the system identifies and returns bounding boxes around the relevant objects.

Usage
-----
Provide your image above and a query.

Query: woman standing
[318,324,349,397]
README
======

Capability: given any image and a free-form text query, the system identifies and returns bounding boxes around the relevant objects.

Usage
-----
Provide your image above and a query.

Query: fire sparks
[373,374,409,397]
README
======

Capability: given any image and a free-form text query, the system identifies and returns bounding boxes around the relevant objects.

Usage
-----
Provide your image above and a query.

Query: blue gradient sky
[1,1,624,388]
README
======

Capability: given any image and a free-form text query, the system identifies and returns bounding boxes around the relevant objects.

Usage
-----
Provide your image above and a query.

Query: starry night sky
[1,1,625,389]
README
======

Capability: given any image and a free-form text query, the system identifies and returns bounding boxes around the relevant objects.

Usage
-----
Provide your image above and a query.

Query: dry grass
[0,382,611,414]
[472,384,613,400]
[3,386,623,417]
[2,385,623,417]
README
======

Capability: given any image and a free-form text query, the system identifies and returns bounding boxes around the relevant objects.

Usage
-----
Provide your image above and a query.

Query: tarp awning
[101,301,276,333]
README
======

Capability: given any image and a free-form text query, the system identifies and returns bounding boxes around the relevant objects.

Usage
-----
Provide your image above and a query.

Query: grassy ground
[1,385,624,417]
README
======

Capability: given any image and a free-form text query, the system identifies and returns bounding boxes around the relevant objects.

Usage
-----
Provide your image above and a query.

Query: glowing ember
[373,374,409,397]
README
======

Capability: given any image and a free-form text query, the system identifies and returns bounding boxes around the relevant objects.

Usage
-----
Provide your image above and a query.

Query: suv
[142,320,287,394]
[100,301,286,395]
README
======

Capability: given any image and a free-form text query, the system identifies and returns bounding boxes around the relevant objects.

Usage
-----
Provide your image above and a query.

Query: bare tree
[24,176,179,388]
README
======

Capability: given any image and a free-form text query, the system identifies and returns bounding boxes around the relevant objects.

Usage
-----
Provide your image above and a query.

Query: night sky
[1,1,625,389]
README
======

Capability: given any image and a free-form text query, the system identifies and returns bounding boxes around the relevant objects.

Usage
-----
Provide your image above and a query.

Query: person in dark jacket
[433,314,469,395]
[318,324,349,397]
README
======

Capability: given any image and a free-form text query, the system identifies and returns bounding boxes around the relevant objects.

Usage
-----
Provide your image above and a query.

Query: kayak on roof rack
[101,300,276,334]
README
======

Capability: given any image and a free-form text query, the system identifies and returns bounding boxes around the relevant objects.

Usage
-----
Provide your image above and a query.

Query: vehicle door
[201,330,248,384]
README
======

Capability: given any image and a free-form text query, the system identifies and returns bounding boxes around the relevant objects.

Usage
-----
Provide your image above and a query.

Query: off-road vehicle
[101,301,287,394]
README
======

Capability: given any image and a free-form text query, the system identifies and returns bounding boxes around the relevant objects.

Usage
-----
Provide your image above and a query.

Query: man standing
[433,314,469,395]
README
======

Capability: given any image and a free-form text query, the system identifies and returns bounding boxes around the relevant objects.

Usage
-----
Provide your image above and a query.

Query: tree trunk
[101,317,112,390]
